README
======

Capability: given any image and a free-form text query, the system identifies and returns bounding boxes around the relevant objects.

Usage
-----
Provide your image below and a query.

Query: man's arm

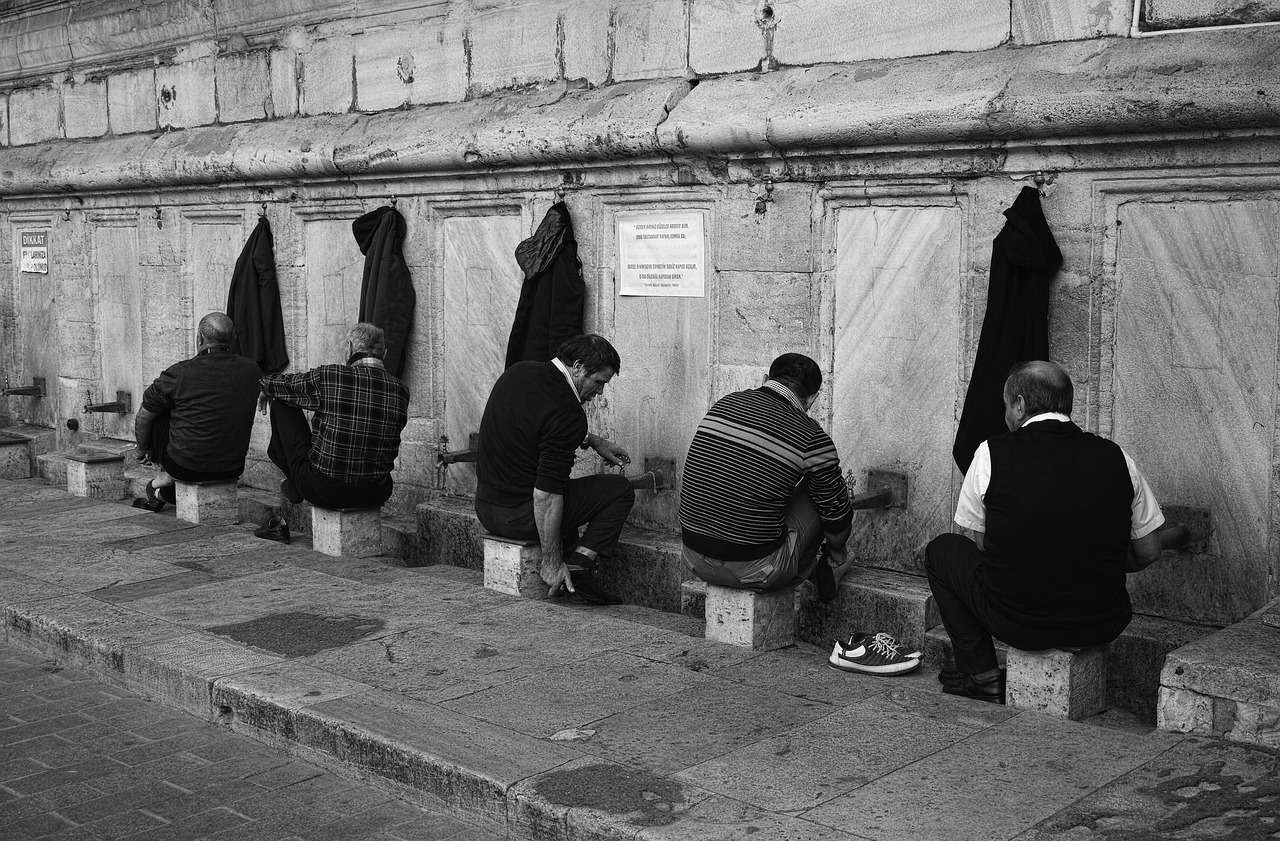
[533,489,575,596]
[1124,530,1162,573]
[585,433,630,467]
[133,406,160,463]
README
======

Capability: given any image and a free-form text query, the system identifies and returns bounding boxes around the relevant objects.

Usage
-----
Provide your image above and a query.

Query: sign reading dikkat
[617,211,705,297]
[20,231,49,274]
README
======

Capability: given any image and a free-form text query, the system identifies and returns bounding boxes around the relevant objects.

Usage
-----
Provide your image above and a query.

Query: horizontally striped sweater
[679,383,853,562]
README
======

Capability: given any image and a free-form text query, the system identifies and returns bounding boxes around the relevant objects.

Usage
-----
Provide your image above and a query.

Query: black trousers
[475,474,635,560]
[146,414,241,483]
[266,402,392,510]
[924,532,1004,675]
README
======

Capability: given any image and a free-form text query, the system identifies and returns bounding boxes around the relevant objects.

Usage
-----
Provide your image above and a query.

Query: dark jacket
[353,206,416,378]
[505,202,585,369]
[952,186,1063,473]
[226,217,289,373]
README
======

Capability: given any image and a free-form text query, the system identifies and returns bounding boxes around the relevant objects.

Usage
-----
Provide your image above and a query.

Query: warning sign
[20,231,48,274]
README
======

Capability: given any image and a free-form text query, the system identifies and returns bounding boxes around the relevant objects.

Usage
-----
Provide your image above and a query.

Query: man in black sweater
[925,360,1169,703]
[476,334,635,604]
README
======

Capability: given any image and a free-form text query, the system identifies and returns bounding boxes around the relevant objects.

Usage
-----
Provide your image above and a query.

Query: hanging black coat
[952,186,1063,474]
[353,206,415,379]
[226,216,289,373]
[505,201,585,369]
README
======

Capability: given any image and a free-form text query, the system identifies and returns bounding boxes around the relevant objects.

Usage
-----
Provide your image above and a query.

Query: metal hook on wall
[389,195,398,208]
[554,185,567,203]
[259,202,268,218]
[1032,171,1054,197]
[153,206,163,229]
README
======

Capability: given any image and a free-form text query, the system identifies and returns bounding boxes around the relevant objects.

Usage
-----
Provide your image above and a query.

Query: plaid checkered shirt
[260,358,409,483]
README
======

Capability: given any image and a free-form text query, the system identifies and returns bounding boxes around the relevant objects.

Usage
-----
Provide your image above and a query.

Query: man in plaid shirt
[259,322,409,511]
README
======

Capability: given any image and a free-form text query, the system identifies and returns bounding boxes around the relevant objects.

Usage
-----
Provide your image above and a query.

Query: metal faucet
[83,390,132,414]
[437,433,480,465]
[2,376,44,397]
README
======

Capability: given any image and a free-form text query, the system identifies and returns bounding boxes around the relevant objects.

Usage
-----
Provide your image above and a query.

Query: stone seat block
[65,453,125,499]
[0,435,31,479]
[705,583,796,651]
[175,480,239,526]
[482,533,547,598]
[1007,645,1108,720]
[312,506,383,557]
[681,578,708,619]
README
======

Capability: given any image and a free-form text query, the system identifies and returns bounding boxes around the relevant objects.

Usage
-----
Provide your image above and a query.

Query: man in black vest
[476,334,635,605]
[925,360,1167,703]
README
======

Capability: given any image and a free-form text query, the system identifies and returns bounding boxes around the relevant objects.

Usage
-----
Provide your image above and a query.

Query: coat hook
[153,206,163,229]
[390,195,397,208]
[554,185,567,202]
[1033,171,1052,197]
[259,202,268,218]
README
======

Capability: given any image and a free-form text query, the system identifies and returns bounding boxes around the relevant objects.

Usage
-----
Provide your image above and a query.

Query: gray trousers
[682,489,823,592]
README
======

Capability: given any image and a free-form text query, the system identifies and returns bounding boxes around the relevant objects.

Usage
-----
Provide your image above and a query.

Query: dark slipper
[254,515,291,544]
[132,480,166,512]
[570,571,623,606]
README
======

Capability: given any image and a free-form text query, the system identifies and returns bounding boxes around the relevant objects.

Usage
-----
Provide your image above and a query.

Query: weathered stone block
[482,533,547,598]
[680,577,707,619]
[300,35,354,116]
[157,58,216,129]
[1227,700,1280,748]
[1012,0,1130,43]
[175,480,239,526]
[62,77,108,139]
[612,0,689,82]
[0,439,31,479]
[561,1,611,85]
[107,67,158,135]
[312,506,383,557]
[1142,0,1280,30]
[798,567,936,655]
[1007,646,1108,720]
[9,85,62,145]
[217,52,271,123]
[0,91,8,145]
[65,454,125,499]
[772,0,1007,65]
[690,0,770,75]
[268,47,299,118]
[468,5,560,95]
[1158,685,1217,733]
[1109,613,1216,725]
[354,24,467,111]
[705,584,796,651]
[716,184,816,273]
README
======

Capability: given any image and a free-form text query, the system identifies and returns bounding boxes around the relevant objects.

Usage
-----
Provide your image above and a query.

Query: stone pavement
[0,642,499,841]
[2,477,1279,841]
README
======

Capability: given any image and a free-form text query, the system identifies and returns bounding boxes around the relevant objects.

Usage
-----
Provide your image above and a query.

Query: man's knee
[605,474,636,509]
[925,532,975,577]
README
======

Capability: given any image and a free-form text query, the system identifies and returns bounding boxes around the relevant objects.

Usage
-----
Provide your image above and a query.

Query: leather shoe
[942,669,1006,704]
[131,480,166,512]
[254,515,291,544]
[570,571,623,606]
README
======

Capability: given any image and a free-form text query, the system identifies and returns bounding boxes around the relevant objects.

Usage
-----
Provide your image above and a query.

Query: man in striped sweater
[679,353,854,595]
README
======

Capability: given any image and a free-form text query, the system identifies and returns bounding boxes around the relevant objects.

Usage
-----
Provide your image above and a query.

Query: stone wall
[2,1,1280,628]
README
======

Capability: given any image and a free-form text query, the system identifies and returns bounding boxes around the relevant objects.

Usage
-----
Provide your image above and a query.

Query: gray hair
[197,312,234,346]
[348,322,386,357]
[1005,360,1073,416]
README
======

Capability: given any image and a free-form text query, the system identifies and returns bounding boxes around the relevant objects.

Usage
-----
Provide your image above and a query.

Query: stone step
[1158,598,1280,748]
[239,486,417,566]
[798,566,937,654]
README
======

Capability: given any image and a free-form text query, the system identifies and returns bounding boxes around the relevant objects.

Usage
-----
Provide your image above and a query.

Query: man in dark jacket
[476,334,634,604]
[926,361,1167,703]
[132,312,262,511]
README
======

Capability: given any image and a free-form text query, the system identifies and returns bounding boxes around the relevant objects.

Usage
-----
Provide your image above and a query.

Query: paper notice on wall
[20,231,48,274]
[617,211,705,297]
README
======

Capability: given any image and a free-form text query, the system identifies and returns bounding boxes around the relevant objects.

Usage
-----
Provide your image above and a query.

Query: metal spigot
[437,432,480,465]
[83,391,132,414]
[2,377,44,397]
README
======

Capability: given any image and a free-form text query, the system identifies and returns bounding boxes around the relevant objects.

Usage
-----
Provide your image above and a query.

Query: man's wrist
[580,433,594,450]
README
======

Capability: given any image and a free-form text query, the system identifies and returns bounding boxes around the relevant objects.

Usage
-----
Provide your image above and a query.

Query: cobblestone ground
[0,643,501,841]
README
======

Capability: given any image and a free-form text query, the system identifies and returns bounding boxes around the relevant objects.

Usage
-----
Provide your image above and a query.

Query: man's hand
[134,448,151,465]
[590,436,631,467]
[541,555,577,597]
[826,542,854,586]
[257,392,270,417]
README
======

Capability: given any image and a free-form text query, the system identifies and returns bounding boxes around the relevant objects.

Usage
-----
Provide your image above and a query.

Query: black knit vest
[982,420,1135,648]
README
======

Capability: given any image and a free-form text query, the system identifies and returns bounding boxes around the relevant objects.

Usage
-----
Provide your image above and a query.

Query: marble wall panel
[92,222,142,439]
[1012,0,1131,43]
[12,221,59,428]
[1142,0,1280,29]
[1113,199,1280,625]
[440,213,524,497]
[831,205,962,576]
[185,217,245,349]
[303,218,364,369]
[716,184,815,273]
[715,271,816,366]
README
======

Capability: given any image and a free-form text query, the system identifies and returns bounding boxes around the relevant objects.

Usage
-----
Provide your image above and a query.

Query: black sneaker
[828,631,921,675]
[254,515,291,544]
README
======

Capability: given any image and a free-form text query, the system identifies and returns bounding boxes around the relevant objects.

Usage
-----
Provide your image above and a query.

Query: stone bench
[174,480,239,526]
[0,434,32,479]
[481,533,547,598]
[65,453,125,499]
[311,506,382,557]
[704,583,797,651]
[1006,645,1108,720]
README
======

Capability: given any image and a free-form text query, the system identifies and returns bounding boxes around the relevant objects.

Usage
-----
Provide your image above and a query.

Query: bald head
[1003,360,1073,430]
[197,312,235,349]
